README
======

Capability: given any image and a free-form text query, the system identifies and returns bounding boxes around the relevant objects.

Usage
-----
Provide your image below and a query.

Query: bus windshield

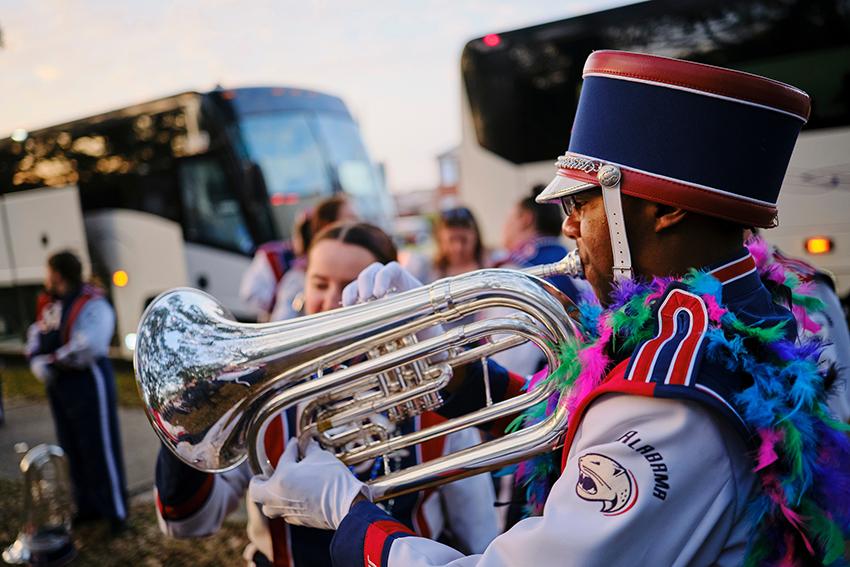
[314,113,382,198]
[238,109,388,234]
[314,113,389,222]
[239,111,334,199]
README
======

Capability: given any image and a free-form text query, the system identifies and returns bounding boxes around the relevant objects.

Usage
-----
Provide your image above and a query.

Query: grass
[1,362,143,409]
[0,478,248,566]
[0,361,250,565]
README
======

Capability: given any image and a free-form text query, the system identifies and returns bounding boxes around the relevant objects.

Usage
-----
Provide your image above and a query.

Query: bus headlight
[112,270,129,287]
[11,129,28,142]
[124,333,137,351]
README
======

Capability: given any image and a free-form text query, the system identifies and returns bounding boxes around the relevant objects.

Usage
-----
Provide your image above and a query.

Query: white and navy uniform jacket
[155,409,499,566]
[240,241,299,318]
[328,250,794,567]
[26,286,127,522]
[269,269,306,322]
[771,249,850,423]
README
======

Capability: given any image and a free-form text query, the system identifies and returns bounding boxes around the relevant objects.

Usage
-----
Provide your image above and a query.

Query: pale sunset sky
[0,1,628,192]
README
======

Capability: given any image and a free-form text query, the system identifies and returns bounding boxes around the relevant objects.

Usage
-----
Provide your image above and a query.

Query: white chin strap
[597,164,633,281]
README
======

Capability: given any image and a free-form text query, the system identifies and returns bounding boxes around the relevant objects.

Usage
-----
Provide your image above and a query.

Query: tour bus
[458,0,850,298]
[0,87,394,358]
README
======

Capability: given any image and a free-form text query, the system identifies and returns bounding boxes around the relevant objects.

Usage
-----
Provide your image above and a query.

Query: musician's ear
[653,204,688,233]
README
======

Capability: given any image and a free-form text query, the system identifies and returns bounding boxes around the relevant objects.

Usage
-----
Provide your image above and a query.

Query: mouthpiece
[525,248,584,279]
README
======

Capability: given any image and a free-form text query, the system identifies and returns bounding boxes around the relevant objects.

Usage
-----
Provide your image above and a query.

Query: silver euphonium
[134,250,583,501]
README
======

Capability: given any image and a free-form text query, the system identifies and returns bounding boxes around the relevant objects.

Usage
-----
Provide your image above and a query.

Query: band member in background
[240,195,358,322]
[26,250,128,532]
[499,185,586,303]
[250,51,850,566]
[428,206,488,280]
[491,186,592,377]
[156,222,499,567]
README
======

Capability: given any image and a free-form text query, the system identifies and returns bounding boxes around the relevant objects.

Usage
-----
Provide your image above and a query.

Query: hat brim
[535,172,598,203]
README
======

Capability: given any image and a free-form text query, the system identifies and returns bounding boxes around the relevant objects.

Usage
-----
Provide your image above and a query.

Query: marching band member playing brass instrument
[157,222,499,566]
[249,51,850,566]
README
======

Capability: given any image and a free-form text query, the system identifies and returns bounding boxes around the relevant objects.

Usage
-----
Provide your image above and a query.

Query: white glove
[29,355,55,383]
[342,262,448,363]
[249,439,367,530]
[342,261,424,307]
[342,261,448,361]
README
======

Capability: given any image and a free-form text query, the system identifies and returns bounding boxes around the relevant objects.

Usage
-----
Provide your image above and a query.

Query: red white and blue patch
[626,288,709,386]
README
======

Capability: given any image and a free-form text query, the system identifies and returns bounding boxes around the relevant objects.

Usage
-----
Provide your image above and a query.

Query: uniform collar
[706,247,760,302]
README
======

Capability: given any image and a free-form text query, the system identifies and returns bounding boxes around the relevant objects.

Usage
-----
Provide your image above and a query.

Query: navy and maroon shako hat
[537,50,811,228]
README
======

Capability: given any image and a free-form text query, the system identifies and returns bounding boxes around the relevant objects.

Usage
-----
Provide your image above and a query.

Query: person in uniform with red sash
[26,250,128,531]
[157,223,499,567]
[240,196,358,323]
[249,51,850,566]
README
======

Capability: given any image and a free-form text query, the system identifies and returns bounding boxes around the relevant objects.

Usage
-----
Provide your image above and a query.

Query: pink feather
[645,277,671,304]
[755,428,784,471]
[792,304,821,334]
[746,236,772,266]
[778,533,800,567]
[567,318,613,413]
[527,367,549,390]
[795,280,815,296]
[516,461,529,479]
[764,263,787,285]
[762,473,816,556]
[701,294,727,323]
[779,503,815,556]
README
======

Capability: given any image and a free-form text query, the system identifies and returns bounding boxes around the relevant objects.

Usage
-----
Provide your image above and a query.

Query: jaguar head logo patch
[576,453,638,515]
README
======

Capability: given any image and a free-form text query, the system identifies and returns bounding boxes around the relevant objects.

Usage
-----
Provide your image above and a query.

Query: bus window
[238,112,333,200]
[179,155,253,254]
[0,107,186,221]
[314,113,391,226]
[313,114,377,194]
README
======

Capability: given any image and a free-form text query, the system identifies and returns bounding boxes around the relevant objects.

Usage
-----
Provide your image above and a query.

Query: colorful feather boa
[508,240,850,565]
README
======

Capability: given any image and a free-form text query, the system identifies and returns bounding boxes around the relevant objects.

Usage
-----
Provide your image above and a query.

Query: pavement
[0,397,160,496]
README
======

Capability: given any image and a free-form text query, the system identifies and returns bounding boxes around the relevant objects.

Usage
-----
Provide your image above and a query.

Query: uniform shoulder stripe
[626,288,709,386]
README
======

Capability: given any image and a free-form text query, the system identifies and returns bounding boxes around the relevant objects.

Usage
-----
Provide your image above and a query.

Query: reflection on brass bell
[3,444,76,566]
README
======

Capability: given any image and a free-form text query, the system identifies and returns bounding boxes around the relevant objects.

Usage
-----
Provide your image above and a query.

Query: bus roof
[212,87,351,117]
[0,86,351,143]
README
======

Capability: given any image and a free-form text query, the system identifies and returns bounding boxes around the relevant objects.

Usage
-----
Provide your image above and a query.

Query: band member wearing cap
[249,51,850,566]
[498,185,585,302]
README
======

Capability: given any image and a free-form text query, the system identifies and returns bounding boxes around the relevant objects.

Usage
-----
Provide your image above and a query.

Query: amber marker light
[112,270,129,287]
[805,237,832,255]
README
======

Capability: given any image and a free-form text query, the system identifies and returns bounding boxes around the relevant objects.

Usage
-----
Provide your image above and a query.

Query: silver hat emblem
[598,164,621,187]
